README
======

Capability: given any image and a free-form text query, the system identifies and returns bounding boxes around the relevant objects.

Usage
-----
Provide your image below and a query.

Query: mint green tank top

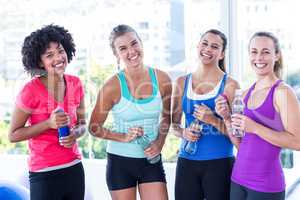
[107,67,163,158]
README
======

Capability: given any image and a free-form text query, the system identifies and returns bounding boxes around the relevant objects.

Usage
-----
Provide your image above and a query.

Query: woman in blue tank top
[89,25,171,200]
[171,29,240,200]
[216,32,300,200]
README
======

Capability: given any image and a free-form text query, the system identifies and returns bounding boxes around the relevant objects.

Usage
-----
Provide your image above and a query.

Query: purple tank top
[231,80,285,192]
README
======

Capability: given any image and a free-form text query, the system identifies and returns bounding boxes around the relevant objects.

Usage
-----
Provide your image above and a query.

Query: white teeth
[255,63,267,68]
[201,52,212,58]
[54,62,64,68]
[129,55,138,61]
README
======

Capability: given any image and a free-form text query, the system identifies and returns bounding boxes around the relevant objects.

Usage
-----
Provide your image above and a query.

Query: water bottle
[137,135,161,164]
[184,118,202,155]
[55,108,70,139]
[280,148,294,169]
[232,89,245,137]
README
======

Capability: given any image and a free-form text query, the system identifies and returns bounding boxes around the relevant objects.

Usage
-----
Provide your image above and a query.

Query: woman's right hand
[48,109,70,129]
[122,127,144,142]
[182,127,200,142]
[215,94,231,121]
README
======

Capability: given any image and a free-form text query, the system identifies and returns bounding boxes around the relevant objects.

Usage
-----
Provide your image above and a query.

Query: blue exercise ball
[0,180,29,200]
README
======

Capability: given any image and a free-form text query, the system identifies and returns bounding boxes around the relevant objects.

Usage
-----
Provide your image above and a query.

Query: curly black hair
[21,24,76,76]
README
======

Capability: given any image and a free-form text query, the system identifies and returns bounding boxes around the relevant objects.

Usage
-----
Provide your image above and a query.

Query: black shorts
[106,153,166,191]
[175,157,234,200]
[29,162,85,200]
[230,181,285,200]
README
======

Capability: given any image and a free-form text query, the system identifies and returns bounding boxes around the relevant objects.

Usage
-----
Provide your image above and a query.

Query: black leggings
[230,181,285,200]
[175,157,234,200]
[29,162,85,200]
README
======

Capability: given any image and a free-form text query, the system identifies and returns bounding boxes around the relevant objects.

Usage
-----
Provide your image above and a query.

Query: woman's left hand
[59,132,77,148]
[193,104,215,124]
[144,140,163,159]
[231,113,257,133]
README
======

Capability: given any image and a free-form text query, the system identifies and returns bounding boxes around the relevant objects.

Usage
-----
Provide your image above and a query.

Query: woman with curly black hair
[9,24,86,200]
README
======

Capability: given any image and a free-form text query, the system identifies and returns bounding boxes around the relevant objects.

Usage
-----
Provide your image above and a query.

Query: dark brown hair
[201,29,227,72]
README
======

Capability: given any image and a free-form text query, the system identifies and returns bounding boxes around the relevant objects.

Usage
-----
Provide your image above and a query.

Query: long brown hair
[249,32,283,78]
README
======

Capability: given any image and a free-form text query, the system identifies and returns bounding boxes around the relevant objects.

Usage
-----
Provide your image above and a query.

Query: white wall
[1,154,299,200]
[0,155,176,200]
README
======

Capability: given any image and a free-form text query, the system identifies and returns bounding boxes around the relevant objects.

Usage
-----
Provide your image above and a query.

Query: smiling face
[113,32,144,69]
[249,36,280,77]
[40,42,68,76]
[197,32,225,66]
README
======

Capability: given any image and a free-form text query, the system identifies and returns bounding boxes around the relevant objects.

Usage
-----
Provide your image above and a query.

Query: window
[235,0,300,88]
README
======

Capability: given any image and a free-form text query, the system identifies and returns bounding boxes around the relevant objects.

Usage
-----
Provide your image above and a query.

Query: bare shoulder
[223,75,240,101]
[99,74,121,103]
[102,74,119,90]
[225,75,240,89]
[154,68,171,84]
[273,81,300,116]
[154,68,172,97]
[275,81,297,99]
[174,74,188,88]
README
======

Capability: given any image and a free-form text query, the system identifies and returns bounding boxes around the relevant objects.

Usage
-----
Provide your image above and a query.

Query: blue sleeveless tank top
[107,67,163,158]
[179,73,234,160]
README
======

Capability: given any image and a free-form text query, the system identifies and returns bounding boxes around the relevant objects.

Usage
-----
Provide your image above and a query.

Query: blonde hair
[109,24,141,55]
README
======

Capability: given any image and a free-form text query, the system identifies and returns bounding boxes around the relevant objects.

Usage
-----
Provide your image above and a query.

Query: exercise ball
[0,180,29,200]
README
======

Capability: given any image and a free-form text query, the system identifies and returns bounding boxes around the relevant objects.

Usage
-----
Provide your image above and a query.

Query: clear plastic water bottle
[280,148,294,169]
[137,135,161,164]
[232,89,245,137]
[55,108,70,139]
[184,118,202,155]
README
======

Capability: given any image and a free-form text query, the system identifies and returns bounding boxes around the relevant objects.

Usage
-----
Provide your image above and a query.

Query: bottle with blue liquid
[55,107,70,140]
[184,118,202,155]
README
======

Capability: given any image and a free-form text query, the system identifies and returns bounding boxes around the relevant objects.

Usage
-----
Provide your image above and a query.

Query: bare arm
[144,69,172,157]
[232,83,300,150]
[9,107,50,142]
[251,84,300,150]
[171,76,201,142]
[171,76,185,138]
[88,76,140,143]
[215,77,241,148]
[72,99,87,137]
[196,77,239,134]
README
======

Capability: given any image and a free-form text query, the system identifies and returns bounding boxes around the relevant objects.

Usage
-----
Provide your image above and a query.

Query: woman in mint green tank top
[89,24,171,200]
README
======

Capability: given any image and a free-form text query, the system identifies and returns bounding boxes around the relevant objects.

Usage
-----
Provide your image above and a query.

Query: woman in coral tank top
[8,25,86,200]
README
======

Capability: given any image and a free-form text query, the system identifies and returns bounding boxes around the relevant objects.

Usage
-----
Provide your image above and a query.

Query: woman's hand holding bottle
[182,122,201,142]
[123,127,144,143]
[215,94,231,121]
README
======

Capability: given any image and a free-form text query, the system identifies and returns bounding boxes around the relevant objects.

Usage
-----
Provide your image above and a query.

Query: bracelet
[73,126,86,137]
[220,93,228,101]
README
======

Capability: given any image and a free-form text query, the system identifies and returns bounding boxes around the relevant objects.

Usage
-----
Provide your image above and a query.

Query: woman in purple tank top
[216,32,300,200]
